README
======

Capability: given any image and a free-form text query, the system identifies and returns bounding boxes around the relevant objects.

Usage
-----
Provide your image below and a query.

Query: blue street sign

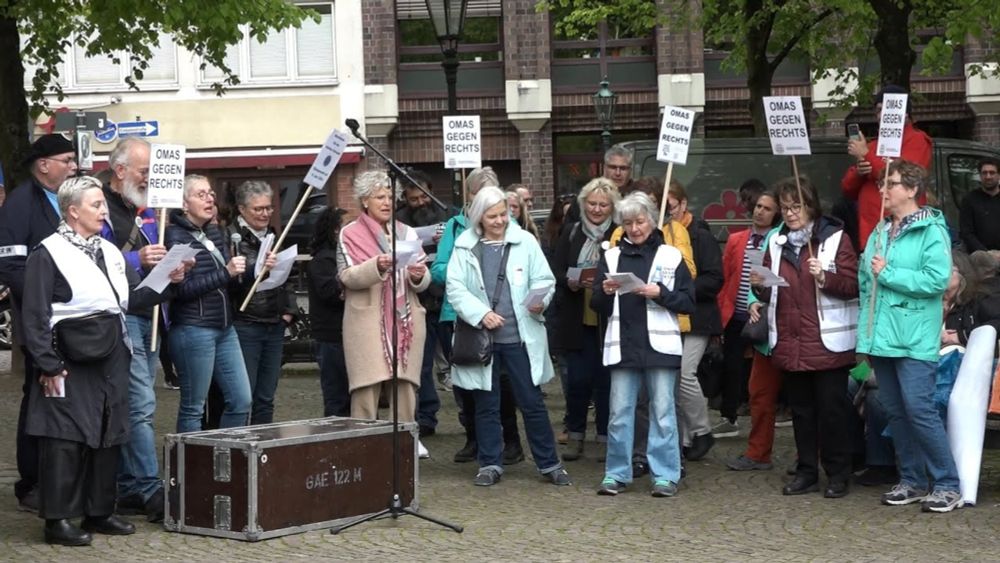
[118,120,159,138]
[94,119,118,144]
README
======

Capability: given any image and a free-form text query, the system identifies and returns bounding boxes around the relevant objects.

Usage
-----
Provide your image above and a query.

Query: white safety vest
[41,234,129,328]
[602,244,683,365]
[766,230,858,352]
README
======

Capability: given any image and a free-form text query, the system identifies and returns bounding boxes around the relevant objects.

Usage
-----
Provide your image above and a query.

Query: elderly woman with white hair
[337,170,431,457]
[21,176,187,545]
[590,192,695,498]
[166,175,263,434]
[446,186,570,487]
[432,166,524,465]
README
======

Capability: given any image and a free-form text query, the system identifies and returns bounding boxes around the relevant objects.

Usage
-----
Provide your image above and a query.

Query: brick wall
[656,0,703,74]
[503,0,550,80]
[519,123,554,207]
[330,166,361,219]
[362,0,397,84]
[973,114,1000,146]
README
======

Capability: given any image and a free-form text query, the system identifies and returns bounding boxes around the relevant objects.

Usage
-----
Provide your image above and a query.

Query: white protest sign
[146,144,186,208]
[656,105,696,165]
[304,129,349,190]
[876,93,908,159]
[763,96,811,156]
[442,115,481,169]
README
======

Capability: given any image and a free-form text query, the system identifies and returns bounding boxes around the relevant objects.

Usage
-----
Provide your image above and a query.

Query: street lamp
[425,0,469,206]
[593,78,618,153]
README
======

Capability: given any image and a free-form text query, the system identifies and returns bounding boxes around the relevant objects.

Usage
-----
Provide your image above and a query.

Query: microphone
[230,233,243,282]
[345,118,361,136]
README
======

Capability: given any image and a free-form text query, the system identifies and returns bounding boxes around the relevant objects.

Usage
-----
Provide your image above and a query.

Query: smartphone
[847,123,861,141]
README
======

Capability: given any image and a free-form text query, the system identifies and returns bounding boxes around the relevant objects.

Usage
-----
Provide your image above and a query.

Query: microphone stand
[331,119,463,535]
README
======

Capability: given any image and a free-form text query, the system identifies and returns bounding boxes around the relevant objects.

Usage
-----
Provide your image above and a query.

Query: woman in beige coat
[337,170,431,456]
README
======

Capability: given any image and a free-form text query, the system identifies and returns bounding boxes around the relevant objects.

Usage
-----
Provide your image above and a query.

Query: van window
[946,154,983,209]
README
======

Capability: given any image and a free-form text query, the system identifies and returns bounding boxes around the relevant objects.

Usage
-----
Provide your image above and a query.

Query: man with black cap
[840,85,932,250]
[0,133,79,512]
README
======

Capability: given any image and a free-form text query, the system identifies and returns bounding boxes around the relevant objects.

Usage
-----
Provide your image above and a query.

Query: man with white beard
[99,137,169,522]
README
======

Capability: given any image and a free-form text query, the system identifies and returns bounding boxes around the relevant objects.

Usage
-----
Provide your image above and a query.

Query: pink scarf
[340,213,414,372]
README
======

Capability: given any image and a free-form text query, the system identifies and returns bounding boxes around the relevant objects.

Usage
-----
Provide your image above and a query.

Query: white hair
[353,170,398,202]
[465,166,499,197]
[58,175,103,217]
[467,186,507,235]
[615,192,658,224]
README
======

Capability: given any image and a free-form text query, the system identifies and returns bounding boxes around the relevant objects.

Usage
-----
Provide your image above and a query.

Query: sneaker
[727,455,773,471]
[16,489,39,513]
[418,440,431,460]
[473,468,501,486]
[921,489,963,513]
[651,480,678,498]
[548,468,572,486]
[502,442,525,465]
[774,408,793,428]
[711,419,739,438]
[881,483,928,506]
[597,477,625,496]
[685,432,715,461]
[453,440,477,463]
[562,439,584,461]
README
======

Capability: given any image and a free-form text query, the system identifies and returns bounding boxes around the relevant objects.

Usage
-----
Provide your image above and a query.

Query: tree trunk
[870,0,915,90]
[745,0,776,136]
[0,12,31,188]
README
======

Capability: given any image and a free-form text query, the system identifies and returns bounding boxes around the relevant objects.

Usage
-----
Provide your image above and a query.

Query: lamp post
[425,0,468,207]
[593,78,618,154]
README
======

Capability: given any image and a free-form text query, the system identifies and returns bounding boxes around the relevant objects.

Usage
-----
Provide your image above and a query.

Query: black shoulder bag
[450,245,510,367]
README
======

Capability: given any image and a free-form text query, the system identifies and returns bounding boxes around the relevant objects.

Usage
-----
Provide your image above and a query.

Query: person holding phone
[841,85,932,251]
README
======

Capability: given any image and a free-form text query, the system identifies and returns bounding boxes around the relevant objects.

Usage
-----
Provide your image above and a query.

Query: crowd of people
[1,84,998,545]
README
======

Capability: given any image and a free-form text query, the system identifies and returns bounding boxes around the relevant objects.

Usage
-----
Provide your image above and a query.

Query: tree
[0,0,315,187]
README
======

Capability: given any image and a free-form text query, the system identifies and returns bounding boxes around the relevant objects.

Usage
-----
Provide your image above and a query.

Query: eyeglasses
[248,205,274,215]
[190,190,216,201]
[878,180,905,189]
[780,203,803,215]
[46,156,76,165]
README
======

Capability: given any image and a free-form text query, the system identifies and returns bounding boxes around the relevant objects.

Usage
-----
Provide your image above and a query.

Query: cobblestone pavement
[1,351,999,561]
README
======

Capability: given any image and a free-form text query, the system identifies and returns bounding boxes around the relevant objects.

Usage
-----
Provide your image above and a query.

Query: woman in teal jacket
[857,160,960,513]
[445,186,570,488]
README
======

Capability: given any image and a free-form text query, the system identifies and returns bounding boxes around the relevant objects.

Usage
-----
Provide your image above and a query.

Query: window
[201,2,336,86]
[550,12,655,91]
[21,31,178,92]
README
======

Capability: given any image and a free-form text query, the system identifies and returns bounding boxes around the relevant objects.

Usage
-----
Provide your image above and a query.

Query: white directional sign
[656,106,696,165]
[876,93,907,159]
[146,144,186,209]
[304,129,349,190]
[118,120,159,138]
[763,96,811,156]
[442,115,481,170]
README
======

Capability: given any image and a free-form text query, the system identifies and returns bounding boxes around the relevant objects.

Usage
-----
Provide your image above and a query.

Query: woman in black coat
[22,176,185,546]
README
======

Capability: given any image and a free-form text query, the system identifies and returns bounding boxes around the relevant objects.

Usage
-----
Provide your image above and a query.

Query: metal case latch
[213,495,232,530]
[213,447,231,482]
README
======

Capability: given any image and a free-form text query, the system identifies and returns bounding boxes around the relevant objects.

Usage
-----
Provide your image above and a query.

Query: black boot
[453,440,477,463]
[81,515,136,536]
[44,519,92,546]
[502,441,525,465]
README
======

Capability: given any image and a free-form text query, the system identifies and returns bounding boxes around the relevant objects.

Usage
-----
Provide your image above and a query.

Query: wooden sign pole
[657,161,675,226]
[867,158,893,336]
[150,208,168,352]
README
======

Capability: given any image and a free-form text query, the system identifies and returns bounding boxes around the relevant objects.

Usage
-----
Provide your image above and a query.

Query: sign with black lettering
[763,96,811,156]
[656,105,696,165]
[442,115,481,169]
[304,129,349,190]
[146,144,186,208]
[876,93,907,159]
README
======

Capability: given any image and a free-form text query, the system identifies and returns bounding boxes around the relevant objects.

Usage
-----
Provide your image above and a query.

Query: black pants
[721,318,751,422]
[38,438,118,520]
[15,348,39,500]
[783,367,853,483]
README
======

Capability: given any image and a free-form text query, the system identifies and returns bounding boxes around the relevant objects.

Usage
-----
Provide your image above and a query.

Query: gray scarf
[57,221,102,263]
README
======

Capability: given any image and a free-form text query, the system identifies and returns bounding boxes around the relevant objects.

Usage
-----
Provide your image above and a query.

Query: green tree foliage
[0,0,315,185]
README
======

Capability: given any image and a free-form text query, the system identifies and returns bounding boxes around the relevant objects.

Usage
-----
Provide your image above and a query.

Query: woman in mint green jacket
[445,186,569,488]
[857,160,960,513]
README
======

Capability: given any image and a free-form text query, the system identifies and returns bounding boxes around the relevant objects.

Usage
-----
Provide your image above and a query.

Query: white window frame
[197,1,338,89]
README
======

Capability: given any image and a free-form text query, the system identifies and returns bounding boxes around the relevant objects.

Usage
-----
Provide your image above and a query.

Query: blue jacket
[165,210,245,329]
[445,221,555,391]
[857,207,951,362]
[98,185,159,276]
[431,213,468,322]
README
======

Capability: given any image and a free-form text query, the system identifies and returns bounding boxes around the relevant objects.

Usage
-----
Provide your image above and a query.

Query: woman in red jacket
[749,177,859,499]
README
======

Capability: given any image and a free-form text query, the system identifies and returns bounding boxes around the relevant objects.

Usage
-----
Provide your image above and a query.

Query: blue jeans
[870,356,959,491]
[234,321,285,425]
[565,326,610,440]
[606,367,681,484]
[117,315,161,500]
[417,313,441,429]
[473,343,561,475]
[170,324,252,433]
[316,341,350,417]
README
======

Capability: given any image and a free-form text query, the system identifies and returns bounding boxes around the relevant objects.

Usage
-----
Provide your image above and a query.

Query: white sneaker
[418,440,430,459]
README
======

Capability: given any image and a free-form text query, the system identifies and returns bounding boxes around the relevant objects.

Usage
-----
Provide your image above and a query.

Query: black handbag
[740,305,769,344]
[54,312,121,363]
[450,245,511,367]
